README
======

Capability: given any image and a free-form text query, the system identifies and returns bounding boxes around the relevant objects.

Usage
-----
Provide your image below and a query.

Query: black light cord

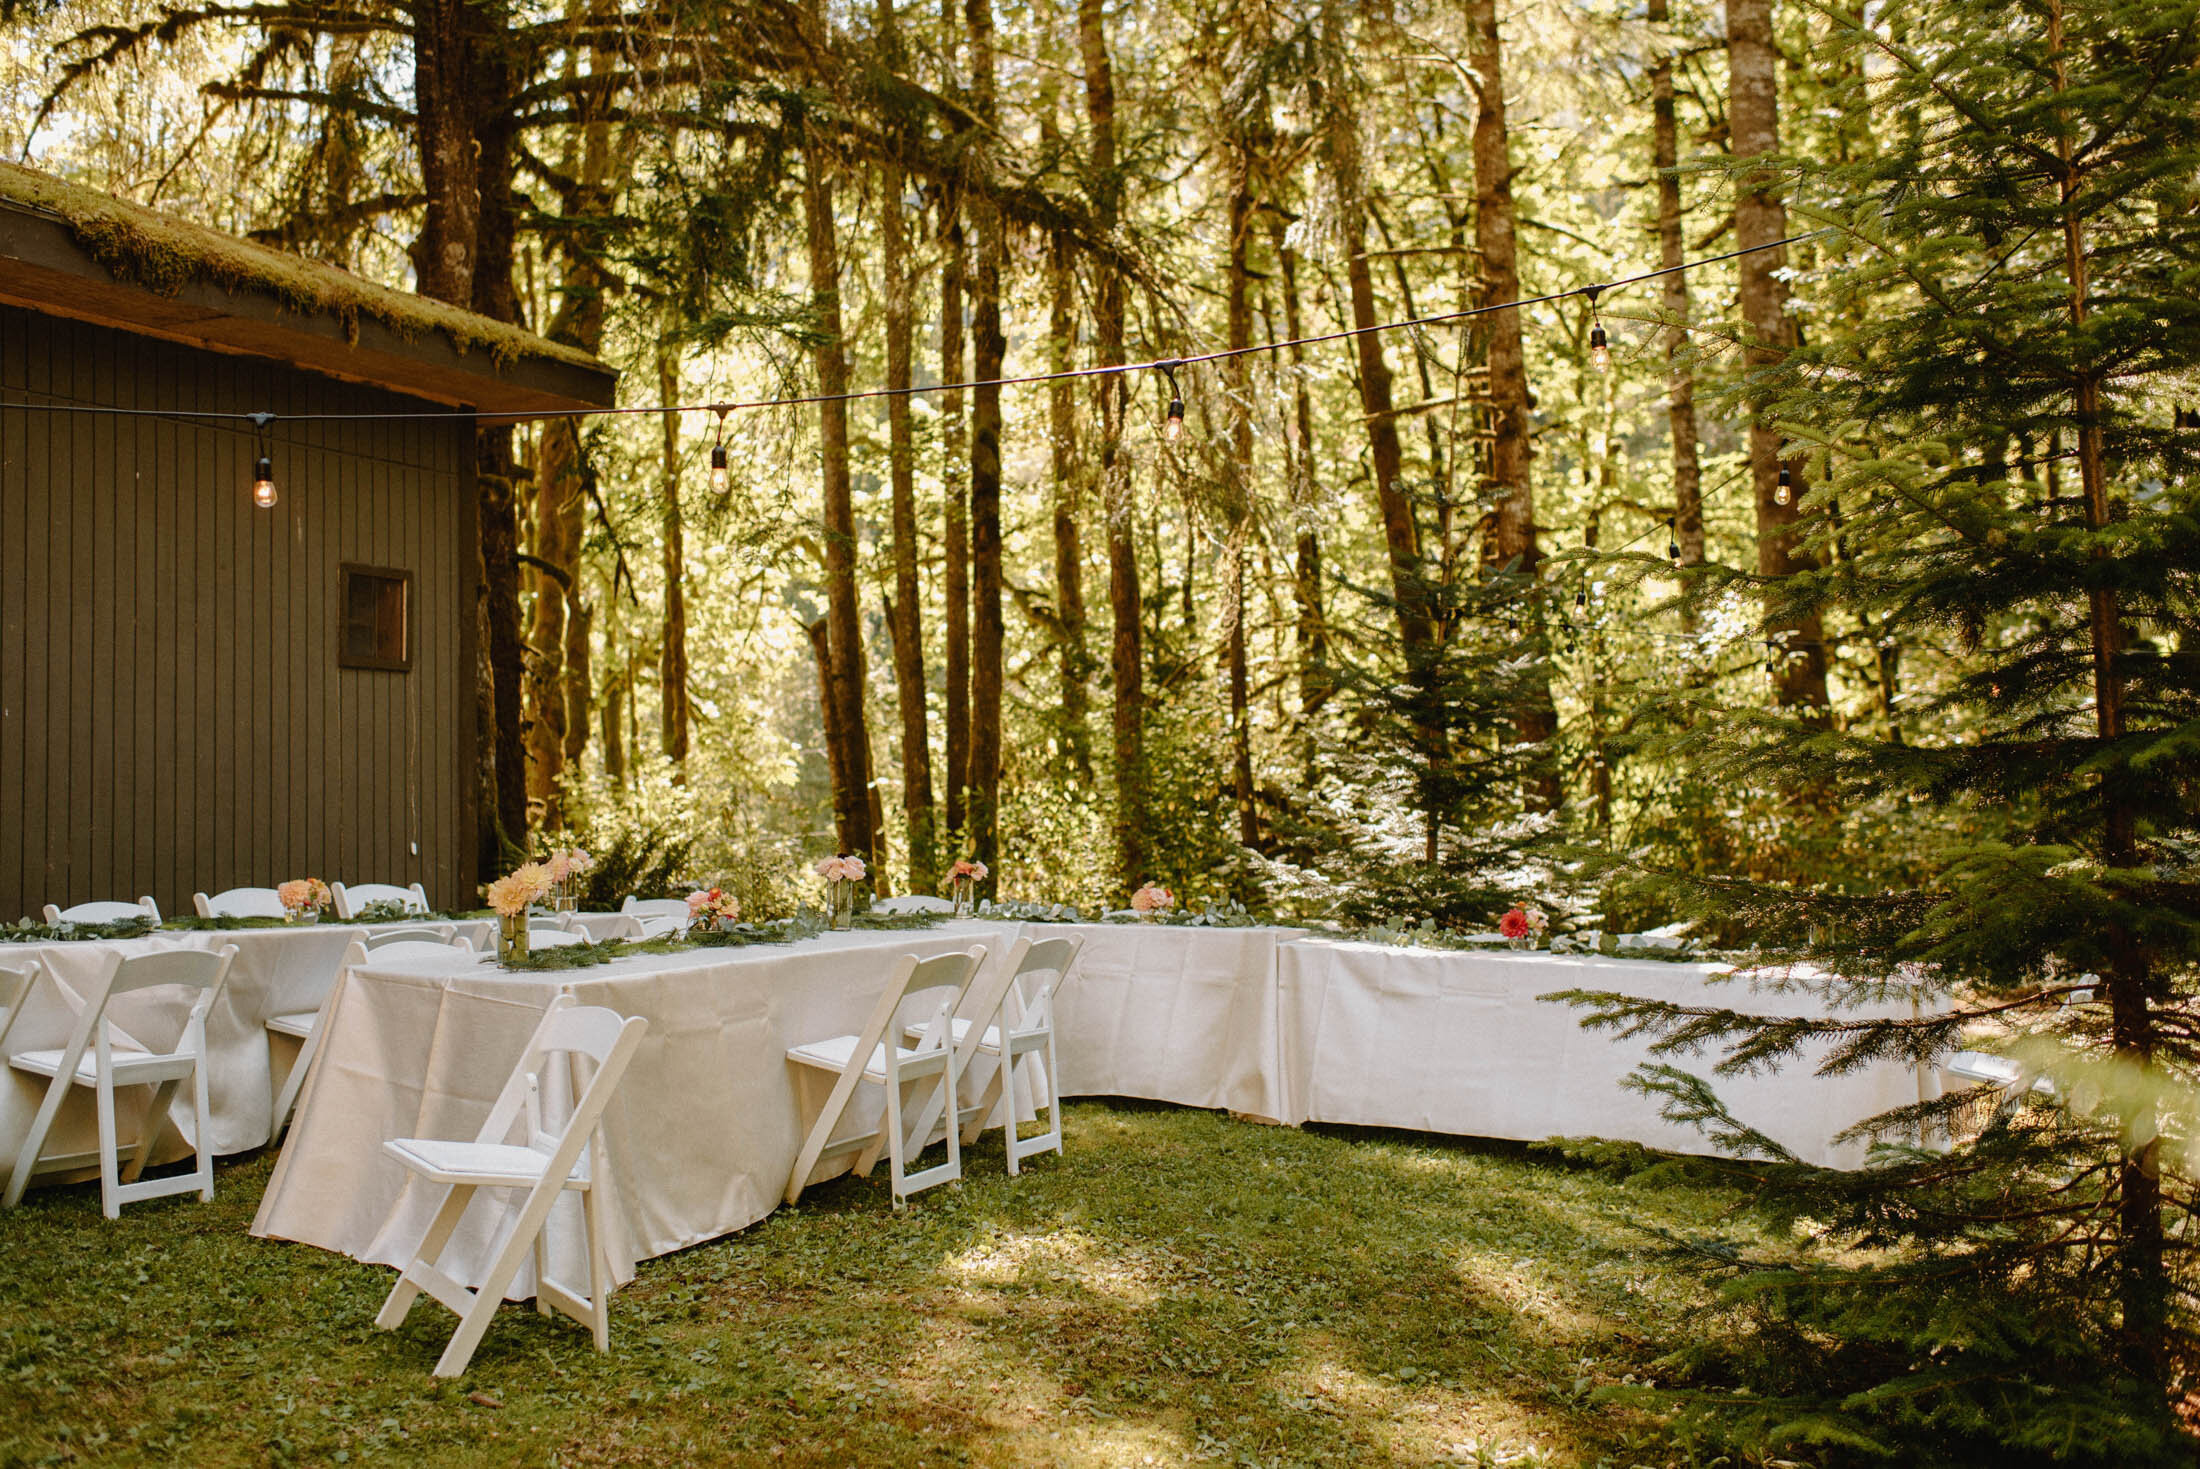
[0,229,1831,428]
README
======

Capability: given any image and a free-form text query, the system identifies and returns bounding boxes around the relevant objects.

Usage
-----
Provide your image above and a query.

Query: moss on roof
[0,161,606,374]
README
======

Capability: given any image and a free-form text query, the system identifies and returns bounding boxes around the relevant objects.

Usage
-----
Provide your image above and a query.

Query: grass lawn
[0,1102,1761,1468]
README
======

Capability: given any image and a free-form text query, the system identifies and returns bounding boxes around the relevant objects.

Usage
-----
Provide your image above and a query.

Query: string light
[709,406,730,495]
[249,412,276,508]
[0,231,1831,432]
[1158,360,1185,442]
[1582,286,1610,374]
[1666,516,1681,563]
[1776,445,1794,507]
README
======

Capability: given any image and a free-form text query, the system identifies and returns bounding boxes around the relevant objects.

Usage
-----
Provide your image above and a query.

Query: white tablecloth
[252,924,1015,1295]
[1044,922,1305,1121]
[1275,941,1934,1168]
[246,921,1942,1298]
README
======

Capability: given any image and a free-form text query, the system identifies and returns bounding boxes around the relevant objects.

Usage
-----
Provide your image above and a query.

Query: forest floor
[0,1102,1763,1468]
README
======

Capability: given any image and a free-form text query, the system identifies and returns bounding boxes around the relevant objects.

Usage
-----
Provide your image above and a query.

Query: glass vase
[952,876,975,919]
[829,879,856,931]
[498,914,530,961]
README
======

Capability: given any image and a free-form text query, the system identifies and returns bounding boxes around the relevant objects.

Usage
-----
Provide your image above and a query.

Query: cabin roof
[0,162,617,418]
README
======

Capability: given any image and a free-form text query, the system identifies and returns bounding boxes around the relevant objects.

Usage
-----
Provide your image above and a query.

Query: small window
[339,564,412,671]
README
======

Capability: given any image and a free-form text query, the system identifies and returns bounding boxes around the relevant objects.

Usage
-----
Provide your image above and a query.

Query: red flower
[1498,907,1530,939]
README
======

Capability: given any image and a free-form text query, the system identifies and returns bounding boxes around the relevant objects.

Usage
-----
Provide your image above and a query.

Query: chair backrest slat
[619,897,689,921]
[1008,937,1082,1027]
[333,882,430,919]
[472,995,649,1155]
[110,948,233,996]
[195,887,286,919]
[363,939,473,966]
[364,925,456,950]
[42,897,160,925]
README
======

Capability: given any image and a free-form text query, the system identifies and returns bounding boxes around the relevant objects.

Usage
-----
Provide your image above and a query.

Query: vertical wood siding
[0,303,478,917]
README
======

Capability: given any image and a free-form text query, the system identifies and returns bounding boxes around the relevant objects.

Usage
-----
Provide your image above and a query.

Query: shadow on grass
[0,1102,1745,1467]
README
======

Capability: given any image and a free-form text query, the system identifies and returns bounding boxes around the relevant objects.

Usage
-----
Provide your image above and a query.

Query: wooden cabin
[0,163,617,918]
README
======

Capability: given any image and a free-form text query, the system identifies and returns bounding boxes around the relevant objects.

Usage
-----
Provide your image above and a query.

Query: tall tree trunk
[941,209,971,850]
[1225,156,1258,850]
[965,0,1005,888]
[1081,0,1143,888]
[409,0,480,307]
[803,137,877,866]
[656,344,691,772]
[601,658,627,790]
[2046,0,2158,1367]
[1271,222,1329,729]
[1048,233,1091,776]
[880,0,937,892]
[1650,0,1705,576]
[524,29,615,818]
[1469,0,1560,807]
[1728,0,1829,715]
[523,444,577,823]
[1322,5,1427,656]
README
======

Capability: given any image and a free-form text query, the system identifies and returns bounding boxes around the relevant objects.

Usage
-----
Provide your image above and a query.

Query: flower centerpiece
[544,846,594,913]
[814,854,868,930]
[946,858,988,919]
[276,878,331,923]
[1497,904,1549,951]
[487,861,554,959]
[1130,883,1175,922]
[686,886,739,932]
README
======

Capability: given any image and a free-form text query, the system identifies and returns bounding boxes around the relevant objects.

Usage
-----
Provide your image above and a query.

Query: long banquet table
[244,919,1940,1301]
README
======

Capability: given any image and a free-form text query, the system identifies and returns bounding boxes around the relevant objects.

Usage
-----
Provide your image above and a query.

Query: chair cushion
[903,1017,1002,1052]
[265,1011,317,1039]
[383,1137,580,1188]
[10,1046,188,1084]
[786,1034,942,1083]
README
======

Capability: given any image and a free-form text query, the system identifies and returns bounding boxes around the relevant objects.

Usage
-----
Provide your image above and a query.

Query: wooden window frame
[338,562,414,673]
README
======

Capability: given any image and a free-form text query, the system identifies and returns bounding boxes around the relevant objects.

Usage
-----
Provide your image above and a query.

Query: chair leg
[884,1068,907,1208]
[4,1072,74,1209]
[962,1064,1005,1150]
[434,1181,571,1378]
[124,1078,181,1184]
[533,1224,551,1317]
[377,1184,472,1330]
[193,1056,214,1201]
[96,1070,120,1219]
[584,1182,611,1353]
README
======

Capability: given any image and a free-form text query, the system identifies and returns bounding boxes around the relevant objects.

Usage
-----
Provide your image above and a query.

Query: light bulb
[1776,465,1793,507]
[1165,399,1185,442]
[252,454,277,509]
[1589,323,1610,373]
[710,442,729,495]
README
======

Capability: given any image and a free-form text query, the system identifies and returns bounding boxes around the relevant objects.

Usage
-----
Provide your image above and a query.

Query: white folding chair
[872,894,955,915]
[332,881,431,920]
[267,936,472,1137]
[630,913,685,941]
[41,897,161,926]
[525,925,585,950]
[619,896,691,925]
[5,945,239,1216]
[784,946,986,1209]
[365,923,462,950]
[194,887,286,919]
[907,935,1082,1175]
[375,993,649,1377]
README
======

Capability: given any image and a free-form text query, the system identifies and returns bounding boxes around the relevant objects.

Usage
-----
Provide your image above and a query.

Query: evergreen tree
[1557,1,2200,1460]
